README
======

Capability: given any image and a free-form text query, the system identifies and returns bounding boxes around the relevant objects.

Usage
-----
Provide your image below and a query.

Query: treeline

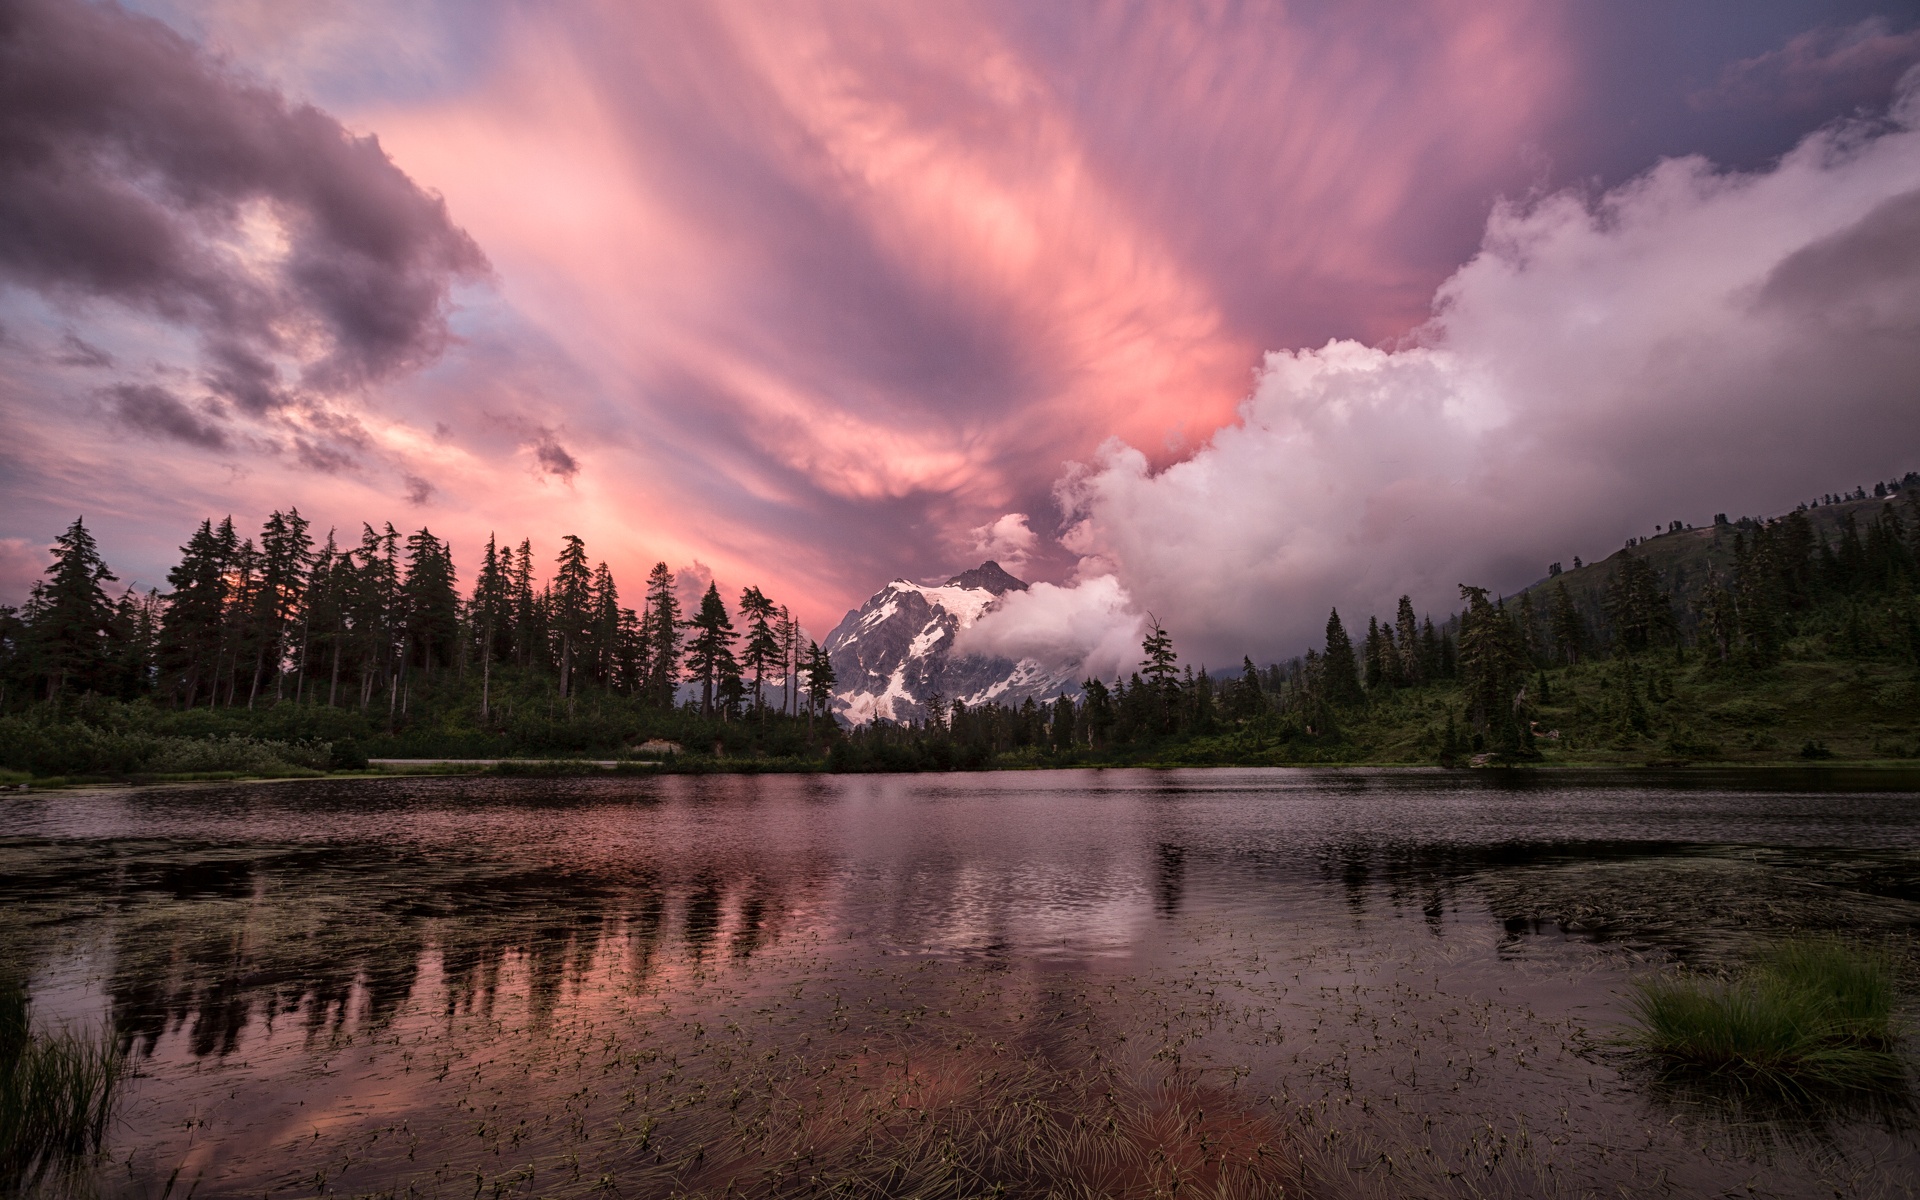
[0,511,842,722]
[829,480,1920,770]
[5,471,1917,776]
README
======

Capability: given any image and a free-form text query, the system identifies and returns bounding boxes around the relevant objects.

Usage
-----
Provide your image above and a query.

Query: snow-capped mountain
[824,561,1079,724]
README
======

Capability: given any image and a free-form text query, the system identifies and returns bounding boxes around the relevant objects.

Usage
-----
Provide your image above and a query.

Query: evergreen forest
[3,471,1919,781]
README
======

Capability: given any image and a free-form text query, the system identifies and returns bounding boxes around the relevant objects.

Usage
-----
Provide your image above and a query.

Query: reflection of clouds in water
[872,859,1155,958]
[7,771,1920,1196]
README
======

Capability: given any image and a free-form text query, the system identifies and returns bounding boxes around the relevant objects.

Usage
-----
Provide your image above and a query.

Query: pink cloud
[2,0,1577,634]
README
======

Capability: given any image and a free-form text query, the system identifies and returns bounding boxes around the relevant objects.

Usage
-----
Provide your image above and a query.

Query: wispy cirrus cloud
[5,0,1910,650]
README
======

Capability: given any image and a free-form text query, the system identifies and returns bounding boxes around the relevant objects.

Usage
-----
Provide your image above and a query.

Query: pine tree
[550,535,593,699]
[1321,609,1364,707]
[1457,586,1531,754]
[510,540,539,669]
[803,639,836,735]
[110,585,162,699]
[1139,618,1179,735]
[303,530,344,706]
[685,582,739,718]
[160,519,231,707]
[1548,581,1586,666]
[590,562,620,688]
[402,529,460,679]
[738,585,781,716]
[30,517,121,698]
[1395,596,1423,686]
[248,509,313,705]
[471,535,510,718]
[642,563,682,707]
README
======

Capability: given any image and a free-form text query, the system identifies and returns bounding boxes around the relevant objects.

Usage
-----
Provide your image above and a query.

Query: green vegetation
[0,978,125,1192]
[2,473,1917,777]
[1624,940,1904,1093]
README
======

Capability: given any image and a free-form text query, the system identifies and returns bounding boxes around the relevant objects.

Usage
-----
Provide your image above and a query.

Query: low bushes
[0,715,330,777]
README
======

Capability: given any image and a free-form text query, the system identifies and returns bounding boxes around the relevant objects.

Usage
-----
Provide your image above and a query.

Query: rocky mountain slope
[823,561,1079,724]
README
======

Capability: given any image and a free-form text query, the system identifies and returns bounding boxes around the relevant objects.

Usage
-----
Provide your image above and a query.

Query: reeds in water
[0,977,126,1191]
[1626,938,1905,1094]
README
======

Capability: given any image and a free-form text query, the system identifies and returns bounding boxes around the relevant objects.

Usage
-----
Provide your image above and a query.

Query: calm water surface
[4,768,1920,1198]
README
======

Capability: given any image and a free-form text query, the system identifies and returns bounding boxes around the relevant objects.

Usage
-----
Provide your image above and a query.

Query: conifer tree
[1139,618,1179,734]
[160,518,231,707]
[738,585,781,716]
[1457,586,1531,754]
[589,562,620,688]
[1395,596,1423,686]
[510,540,539,669]
[550,535,593,699]
[642,563,682,707]
[1548,581,1586,666]
[402,529,459,678]
[1320,609,1364,707]
[803,639,836,735]
[471,535,509,717]
[31,517,120,699]
[249,509,313,705]
[685,582,739,718]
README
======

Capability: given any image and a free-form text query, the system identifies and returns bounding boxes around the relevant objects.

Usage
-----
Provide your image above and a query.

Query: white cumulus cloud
[1029,78,1920,665]
[953,573,1146,683]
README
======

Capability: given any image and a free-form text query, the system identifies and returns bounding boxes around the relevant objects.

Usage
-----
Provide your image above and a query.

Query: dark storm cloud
[533,434,578,480]
[106,382,228,448]
[0,0,489,402]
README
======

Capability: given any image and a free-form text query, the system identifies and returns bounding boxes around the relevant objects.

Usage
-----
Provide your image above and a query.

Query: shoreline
[8,756,1920,790]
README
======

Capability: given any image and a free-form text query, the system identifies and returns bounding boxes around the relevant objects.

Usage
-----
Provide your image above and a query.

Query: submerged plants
[0,977,126,1191]
[1625,938,1905,1095]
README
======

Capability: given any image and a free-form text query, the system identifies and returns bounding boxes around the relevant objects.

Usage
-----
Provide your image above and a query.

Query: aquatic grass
[0,978,126,1191]
[1626,938,1905,1094]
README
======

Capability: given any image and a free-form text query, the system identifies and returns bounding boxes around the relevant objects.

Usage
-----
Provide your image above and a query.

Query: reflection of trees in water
[1153,844,1184,916]
[1,838,834,1060]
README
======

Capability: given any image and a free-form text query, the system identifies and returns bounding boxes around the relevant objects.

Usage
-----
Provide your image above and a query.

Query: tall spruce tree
[685,582,739,718]
[642,563,682,707]
[31,517,120,699]
[803,639,835,735]
[247,509,313,705]
[1457,586,1531,754]
[550,535,593,699]
[161,519,231,707]
[402,529,459,678]
[1320,609,1364,707]
[738,585,780,716]
[1394,596,1423,686]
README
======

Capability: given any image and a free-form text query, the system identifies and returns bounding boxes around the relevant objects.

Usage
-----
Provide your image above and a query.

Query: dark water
[4,768,1920,1198]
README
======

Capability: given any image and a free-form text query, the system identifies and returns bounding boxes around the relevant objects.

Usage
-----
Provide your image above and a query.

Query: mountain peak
[943,561,1029,595]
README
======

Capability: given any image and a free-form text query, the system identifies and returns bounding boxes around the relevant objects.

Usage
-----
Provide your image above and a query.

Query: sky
[3,0,1919,665]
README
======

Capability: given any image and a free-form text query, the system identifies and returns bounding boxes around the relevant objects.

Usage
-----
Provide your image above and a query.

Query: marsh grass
[513,1042,1299,1200]
[0,978,126,1191]
[1626,938,1906,1095]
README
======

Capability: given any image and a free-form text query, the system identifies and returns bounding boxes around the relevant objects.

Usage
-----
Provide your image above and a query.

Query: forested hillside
[2,471,1917,780]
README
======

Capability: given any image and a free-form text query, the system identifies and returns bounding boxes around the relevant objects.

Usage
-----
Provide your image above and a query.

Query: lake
[5,768,1919,1198]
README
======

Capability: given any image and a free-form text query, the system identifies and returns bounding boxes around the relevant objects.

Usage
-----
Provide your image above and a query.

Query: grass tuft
[0,977,126,1191]
[1626,938,1905,1094]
